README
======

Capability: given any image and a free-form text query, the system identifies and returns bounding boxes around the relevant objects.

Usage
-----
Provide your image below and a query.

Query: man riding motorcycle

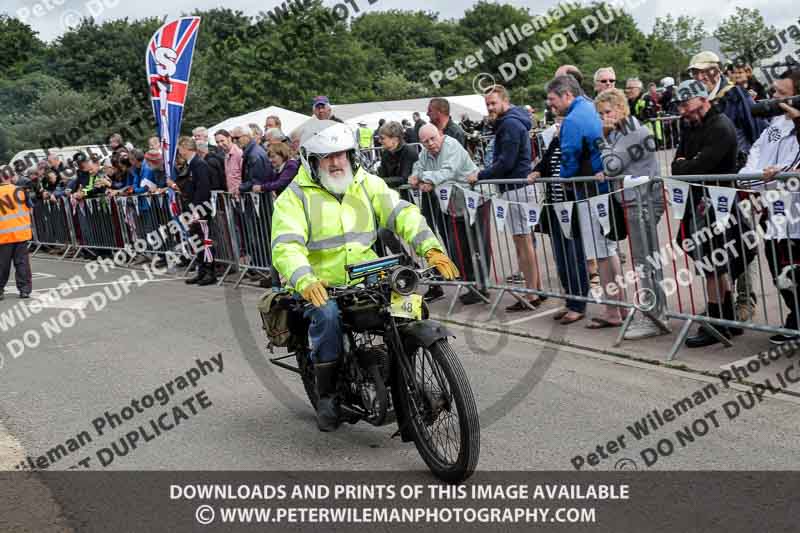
[270,120,459,432]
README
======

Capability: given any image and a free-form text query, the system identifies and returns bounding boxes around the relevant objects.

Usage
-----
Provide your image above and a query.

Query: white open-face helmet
[661,76,675,89]
[299,120,360,182]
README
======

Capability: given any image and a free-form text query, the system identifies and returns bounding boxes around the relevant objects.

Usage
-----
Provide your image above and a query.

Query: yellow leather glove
[302,280,329,308]
[425,249,459,280]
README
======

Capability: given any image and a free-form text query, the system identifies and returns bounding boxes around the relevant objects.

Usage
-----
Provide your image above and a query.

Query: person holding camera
[739,70,800,345]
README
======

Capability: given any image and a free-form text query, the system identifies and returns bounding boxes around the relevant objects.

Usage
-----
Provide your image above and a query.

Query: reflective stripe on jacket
[0,184,32,244]
[270,166,442,294]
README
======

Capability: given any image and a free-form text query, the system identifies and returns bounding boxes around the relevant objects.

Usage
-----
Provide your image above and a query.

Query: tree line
[0,2,786,161]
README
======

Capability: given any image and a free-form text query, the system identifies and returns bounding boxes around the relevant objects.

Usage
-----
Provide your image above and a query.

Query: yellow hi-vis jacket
[270,166,442,294]
[0,183,32,244]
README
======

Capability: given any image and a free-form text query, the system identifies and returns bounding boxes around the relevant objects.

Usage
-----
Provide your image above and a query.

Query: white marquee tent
[206,95,488,144]
[332,95,488,130]
[207,106,311,144]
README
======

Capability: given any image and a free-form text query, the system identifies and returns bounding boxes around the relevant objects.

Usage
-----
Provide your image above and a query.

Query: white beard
[319,166,354,195]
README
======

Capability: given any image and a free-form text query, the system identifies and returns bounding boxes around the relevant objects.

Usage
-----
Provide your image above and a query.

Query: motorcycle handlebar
[326,265,438,298]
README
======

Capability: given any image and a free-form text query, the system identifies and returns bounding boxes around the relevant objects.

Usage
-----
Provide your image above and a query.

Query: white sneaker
[624,317,669,340]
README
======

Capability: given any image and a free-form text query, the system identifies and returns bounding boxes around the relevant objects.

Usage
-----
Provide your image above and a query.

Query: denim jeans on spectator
[624,184,666,319]
[547,206,589,313]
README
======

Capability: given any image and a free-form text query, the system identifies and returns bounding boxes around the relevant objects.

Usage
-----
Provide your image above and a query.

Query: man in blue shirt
[543,75,623,326]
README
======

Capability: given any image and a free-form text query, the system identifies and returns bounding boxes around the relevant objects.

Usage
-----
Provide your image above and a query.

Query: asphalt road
[1,256,799,476]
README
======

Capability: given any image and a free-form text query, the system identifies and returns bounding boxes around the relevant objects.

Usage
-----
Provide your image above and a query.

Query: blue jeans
[303,299,342,363]
[548,209,589,313]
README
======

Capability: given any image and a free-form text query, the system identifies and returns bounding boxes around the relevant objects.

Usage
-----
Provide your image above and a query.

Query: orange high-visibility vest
[0,183,32,244]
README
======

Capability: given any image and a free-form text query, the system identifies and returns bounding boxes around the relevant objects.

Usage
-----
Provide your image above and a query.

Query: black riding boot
[686,302,730,348]
[314,361,340,432]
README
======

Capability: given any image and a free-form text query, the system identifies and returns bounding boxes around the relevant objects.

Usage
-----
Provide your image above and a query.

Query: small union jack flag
[146,17,201,183]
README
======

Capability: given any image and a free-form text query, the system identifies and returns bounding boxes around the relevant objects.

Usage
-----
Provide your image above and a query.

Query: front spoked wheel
[402,340,480,483]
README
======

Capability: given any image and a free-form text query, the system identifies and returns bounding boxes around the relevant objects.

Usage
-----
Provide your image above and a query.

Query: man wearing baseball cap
[689,51,767,322]
[311,96,343,123]
[671,79,756,348]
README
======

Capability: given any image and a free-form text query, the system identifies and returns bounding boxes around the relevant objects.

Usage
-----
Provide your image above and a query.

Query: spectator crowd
[6,50,800,349]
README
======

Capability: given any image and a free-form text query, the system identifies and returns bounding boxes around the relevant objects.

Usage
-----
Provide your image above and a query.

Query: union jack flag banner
[146,17,201,182]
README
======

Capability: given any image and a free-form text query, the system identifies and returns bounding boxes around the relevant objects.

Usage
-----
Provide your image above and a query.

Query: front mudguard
[392,320,453,442]
[399,320,453,351]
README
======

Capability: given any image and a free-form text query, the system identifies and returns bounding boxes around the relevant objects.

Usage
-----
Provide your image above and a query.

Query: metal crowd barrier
[198,191,242,284]
[656,173,800,359]
[30,196,78,259]
[28,189,274,286]
[72,195,125,258]
[114,192,182,263]
[29,167,800,363]
[403,184,490,316]
[471,176,643,323]
[440,172,800,361]
[230,191,275,287]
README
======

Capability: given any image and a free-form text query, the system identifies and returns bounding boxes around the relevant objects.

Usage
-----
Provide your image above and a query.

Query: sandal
[553,308,570,321]
[560,313,585,325]
[506,296,548,312]
[586,317,622,329]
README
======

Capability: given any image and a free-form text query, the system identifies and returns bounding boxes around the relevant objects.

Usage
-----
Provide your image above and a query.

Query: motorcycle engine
[348,337,393,425]
[355,345,391,382]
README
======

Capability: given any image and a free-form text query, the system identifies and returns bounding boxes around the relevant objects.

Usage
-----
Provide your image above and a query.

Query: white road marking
[32,293,92,310]
[3,278,181,301]
[28,278,183,293]
[7,272,55,284]
[501,307,561,326]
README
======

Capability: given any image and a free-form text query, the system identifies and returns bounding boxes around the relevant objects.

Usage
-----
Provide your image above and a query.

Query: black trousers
[445,205,492,286]
[765,239,800,330]
[0,241,32,295]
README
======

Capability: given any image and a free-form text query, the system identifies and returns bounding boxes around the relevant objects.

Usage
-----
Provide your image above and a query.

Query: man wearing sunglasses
[594,67,616,96]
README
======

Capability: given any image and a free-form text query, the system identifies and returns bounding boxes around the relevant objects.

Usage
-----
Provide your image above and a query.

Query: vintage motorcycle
[265,254,480,483]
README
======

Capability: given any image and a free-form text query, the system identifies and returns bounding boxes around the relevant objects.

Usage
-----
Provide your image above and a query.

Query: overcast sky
[5,0,798,44]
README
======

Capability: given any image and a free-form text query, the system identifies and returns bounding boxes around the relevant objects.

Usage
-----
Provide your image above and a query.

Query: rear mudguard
[391,320,453,442]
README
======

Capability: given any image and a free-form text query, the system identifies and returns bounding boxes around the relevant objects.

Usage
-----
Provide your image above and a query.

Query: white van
[3,144,113,179]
